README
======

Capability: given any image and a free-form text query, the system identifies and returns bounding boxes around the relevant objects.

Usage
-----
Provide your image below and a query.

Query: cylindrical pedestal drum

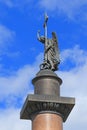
[32,113,63,130]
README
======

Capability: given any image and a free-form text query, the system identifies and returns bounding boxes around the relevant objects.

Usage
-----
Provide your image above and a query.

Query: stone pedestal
[20,69,75,130]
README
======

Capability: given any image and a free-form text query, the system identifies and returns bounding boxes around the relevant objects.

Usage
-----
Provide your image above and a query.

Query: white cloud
[59,62,87,96]
[63,97,87,130]
[0,108,31,130]
[39,0,87,20]
[0,65,35,100]
[0,52,43,106]
[58,45,87,97]
[61,45,87,66]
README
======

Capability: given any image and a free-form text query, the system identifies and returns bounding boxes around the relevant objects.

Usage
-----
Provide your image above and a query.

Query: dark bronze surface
[20,69,75,122]
[37,14,60,71]
[32,70,62,96]
[20,94,75,122]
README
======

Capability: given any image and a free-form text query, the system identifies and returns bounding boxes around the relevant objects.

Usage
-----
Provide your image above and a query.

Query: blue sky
[0,0,87,130]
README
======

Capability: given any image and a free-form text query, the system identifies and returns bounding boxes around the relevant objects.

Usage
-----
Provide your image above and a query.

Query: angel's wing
[52,32,60,64]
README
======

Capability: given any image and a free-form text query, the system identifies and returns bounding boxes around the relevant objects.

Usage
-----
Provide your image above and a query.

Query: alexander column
[20,14,75,130]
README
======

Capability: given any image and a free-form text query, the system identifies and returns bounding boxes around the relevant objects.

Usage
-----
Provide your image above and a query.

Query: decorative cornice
[20,94,75,122]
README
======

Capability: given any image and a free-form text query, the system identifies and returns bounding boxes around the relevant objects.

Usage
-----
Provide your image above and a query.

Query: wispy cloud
[39,0,87,21]
[0,0,33,9]
[0,0,13,8]
[61,45,87,67]
[0,24,15,54]
[1,0,87,21]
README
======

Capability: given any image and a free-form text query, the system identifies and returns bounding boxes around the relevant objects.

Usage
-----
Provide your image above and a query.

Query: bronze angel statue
[37,14,60,71]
